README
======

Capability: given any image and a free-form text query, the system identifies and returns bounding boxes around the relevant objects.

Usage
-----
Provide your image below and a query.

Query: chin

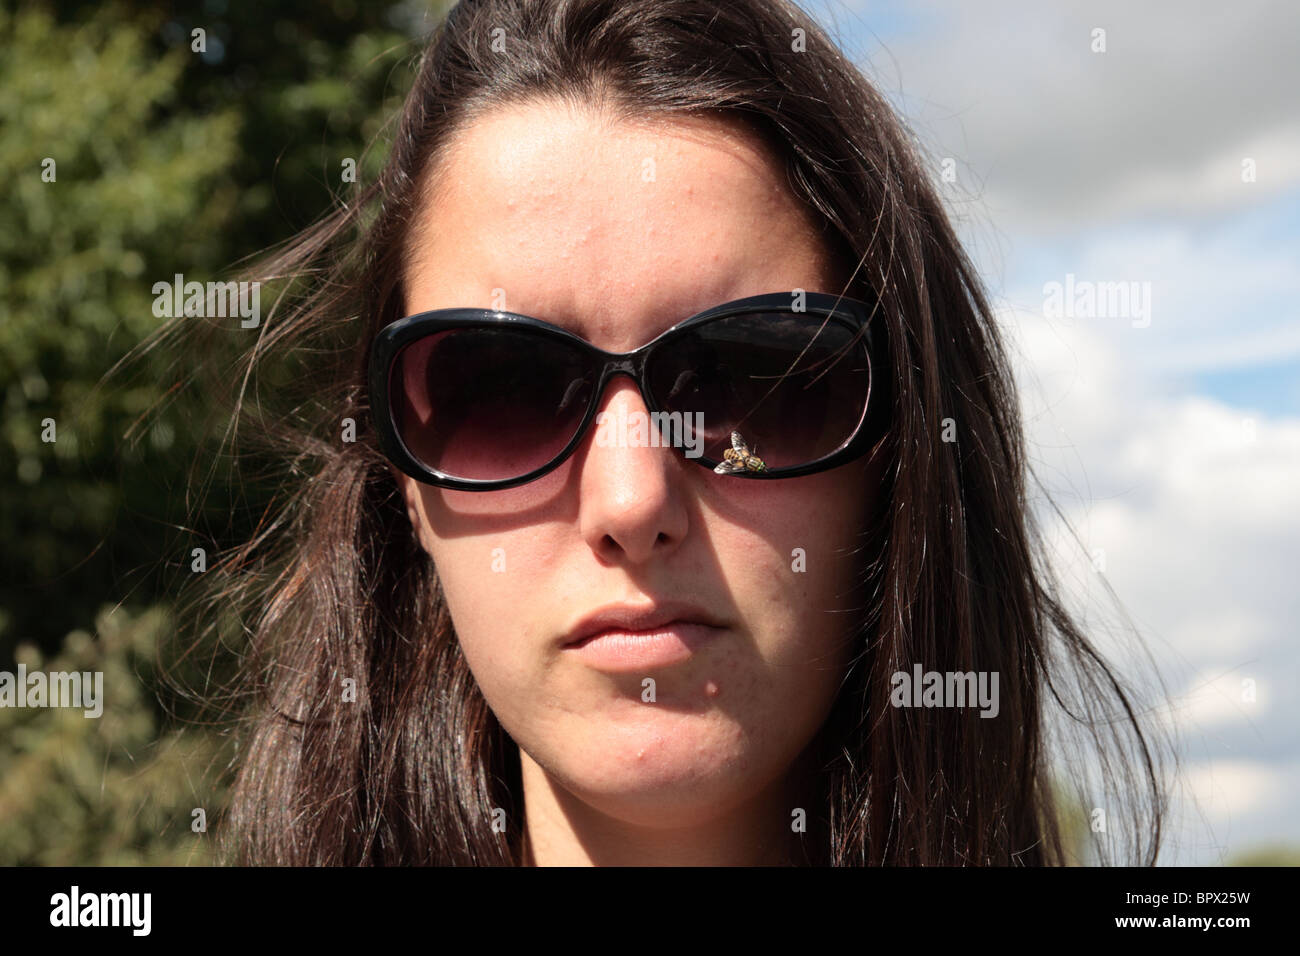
[543,724,773,826]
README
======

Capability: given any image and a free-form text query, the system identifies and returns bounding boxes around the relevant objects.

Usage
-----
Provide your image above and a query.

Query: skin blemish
[704,680,720,698]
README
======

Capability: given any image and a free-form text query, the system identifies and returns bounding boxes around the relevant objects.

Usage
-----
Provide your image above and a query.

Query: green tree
[1,4,242,662]
[0,604,232,865]
[1,0,421,863]
[2,0,420,660]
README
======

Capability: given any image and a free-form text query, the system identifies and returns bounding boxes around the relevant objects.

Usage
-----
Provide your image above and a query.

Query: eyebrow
[526,288,752,342]
[508,304,703,348]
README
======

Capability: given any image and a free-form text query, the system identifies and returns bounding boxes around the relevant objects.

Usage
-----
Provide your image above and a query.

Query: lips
[563,600,726,648]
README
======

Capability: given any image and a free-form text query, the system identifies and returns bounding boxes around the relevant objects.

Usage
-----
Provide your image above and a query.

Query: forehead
[402,99,836,350]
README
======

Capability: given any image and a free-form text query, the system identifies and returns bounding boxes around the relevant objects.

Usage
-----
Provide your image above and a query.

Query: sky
[798,0,1300,864]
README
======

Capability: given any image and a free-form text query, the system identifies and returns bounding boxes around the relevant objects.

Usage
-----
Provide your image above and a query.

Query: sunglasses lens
[647,312,870,470]
[390,328,594,482]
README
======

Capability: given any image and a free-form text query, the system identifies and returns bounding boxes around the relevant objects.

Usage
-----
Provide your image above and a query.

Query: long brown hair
[152,0,1171,865]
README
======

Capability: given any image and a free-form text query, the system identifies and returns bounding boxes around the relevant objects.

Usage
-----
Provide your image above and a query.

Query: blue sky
[798,0,1300,864]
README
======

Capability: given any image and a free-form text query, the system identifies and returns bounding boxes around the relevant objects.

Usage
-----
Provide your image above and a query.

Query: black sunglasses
[368,291,889,491]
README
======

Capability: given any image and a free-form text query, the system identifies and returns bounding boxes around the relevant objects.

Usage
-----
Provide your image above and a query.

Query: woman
[165,0,1170,865]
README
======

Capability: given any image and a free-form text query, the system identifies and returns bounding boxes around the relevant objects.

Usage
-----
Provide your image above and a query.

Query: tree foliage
[1,0,421,863]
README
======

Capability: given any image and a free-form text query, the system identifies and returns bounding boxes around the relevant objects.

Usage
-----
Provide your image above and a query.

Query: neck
[517,746,821,866]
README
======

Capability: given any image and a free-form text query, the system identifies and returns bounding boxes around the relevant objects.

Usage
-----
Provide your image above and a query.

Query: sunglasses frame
[368,290,888,491]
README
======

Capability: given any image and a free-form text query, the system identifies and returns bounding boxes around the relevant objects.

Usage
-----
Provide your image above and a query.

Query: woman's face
[398,100,879,861]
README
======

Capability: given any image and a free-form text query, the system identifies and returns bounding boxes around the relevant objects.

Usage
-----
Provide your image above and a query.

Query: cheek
[711,465,872,593]
[427,533,549,624]
[424,529,565,750]
[709,467,873,675]
[417,509,559,695]
[408,463,873,820]
[715,504,863,689]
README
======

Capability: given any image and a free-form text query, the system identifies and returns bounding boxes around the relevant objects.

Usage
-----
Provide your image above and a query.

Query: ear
[389,464,435,555]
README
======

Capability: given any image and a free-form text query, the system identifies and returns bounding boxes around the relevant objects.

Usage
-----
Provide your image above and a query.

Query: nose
[574,374,690,564]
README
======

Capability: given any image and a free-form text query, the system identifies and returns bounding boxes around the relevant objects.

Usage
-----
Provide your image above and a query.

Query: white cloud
[1166,758,1295,865]
[1010,306,1300,655]
[1159,669,1269,732]
[1183,760,1284,817]
[990,216,1300,385]
[1004,306,1300,862]
[824,0,1300,230]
